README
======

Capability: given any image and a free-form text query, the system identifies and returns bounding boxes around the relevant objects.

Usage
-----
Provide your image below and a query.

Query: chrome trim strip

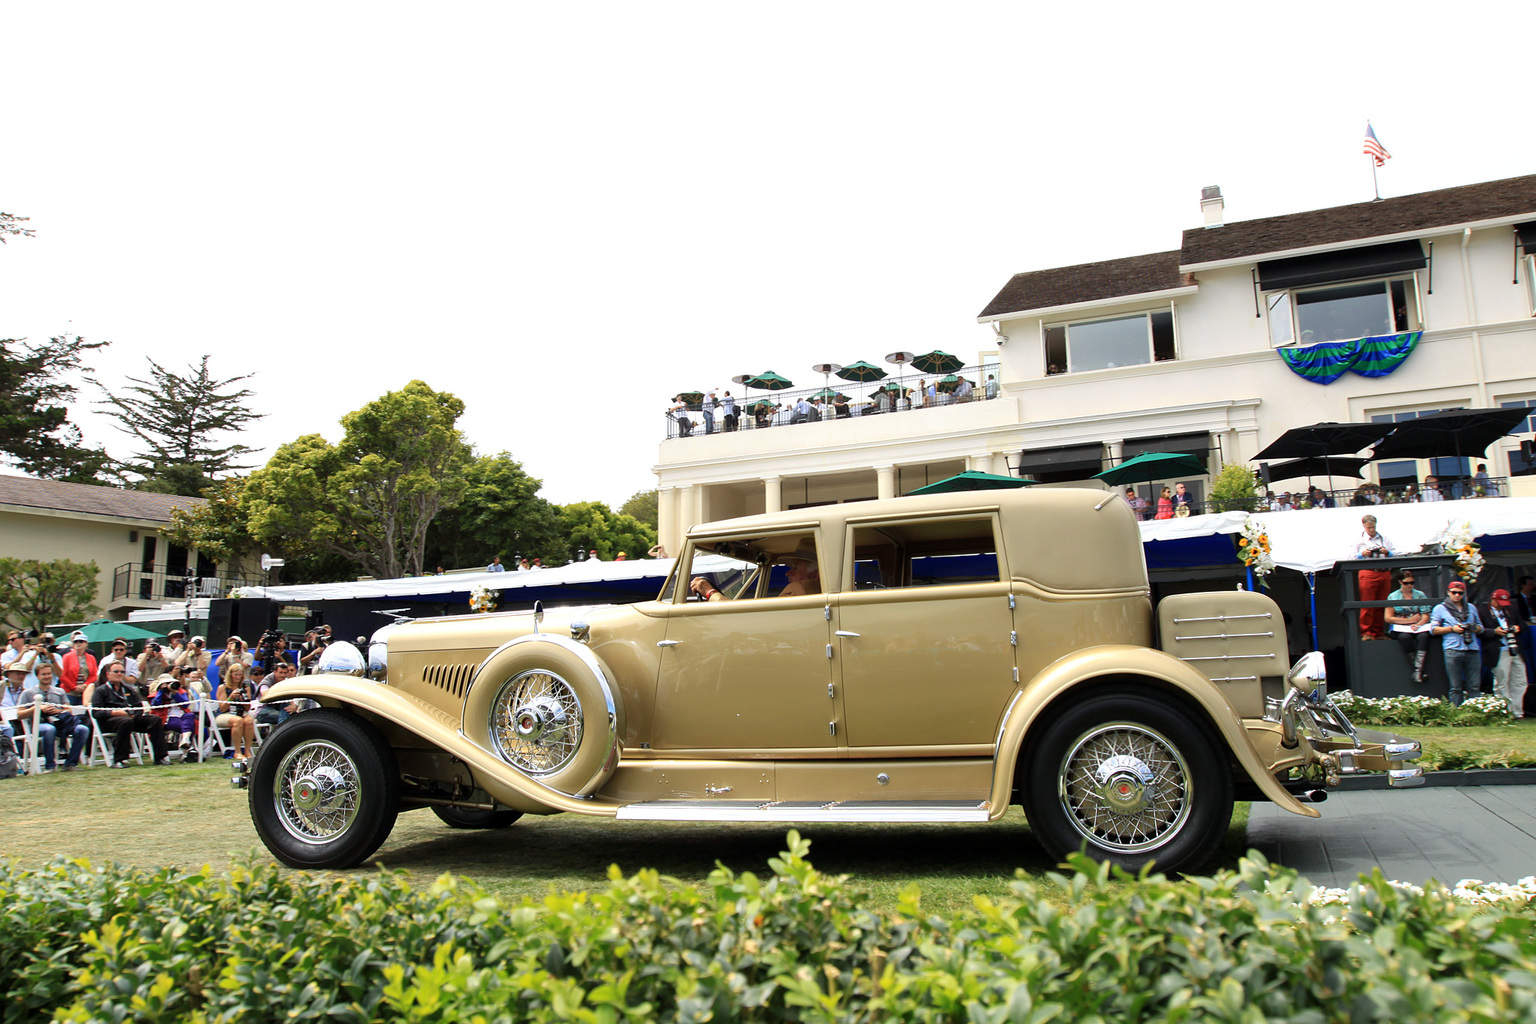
[1174,631,1276,641]
[1180,653,1276,662]
[1172,613,1273,623]
[615,800,992,822]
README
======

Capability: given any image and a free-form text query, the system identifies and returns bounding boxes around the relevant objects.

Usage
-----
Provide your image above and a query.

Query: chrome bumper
[1265,686,1424,789]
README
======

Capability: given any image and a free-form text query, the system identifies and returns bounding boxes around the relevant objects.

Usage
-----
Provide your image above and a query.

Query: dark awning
[1016,442,1103,475]
[1257,240,1427,291]
[1517,222,1536,254]
[1122,432,1211,461]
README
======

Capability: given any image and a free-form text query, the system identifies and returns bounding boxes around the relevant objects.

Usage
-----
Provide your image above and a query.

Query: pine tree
[0,334,114,482]
[91,354,263,494]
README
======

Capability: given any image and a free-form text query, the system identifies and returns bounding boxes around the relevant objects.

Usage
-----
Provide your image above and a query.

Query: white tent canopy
[1139,496,1536,574]
[235,557,679,603]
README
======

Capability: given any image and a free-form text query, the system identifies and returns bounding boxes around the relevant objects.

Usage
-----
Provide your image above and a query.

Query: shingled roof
[0,474,205,524]
[1180,173,1536,267]
[977,250,1192,321]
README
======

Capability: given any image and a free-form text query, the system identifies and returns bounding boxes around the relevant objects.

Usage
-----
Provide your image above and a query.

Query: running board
[614,800,992,823]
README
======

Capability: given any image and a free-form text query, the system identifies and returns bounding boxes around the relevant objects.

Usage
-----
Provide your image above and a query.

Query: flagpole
[1371,156,1380,201]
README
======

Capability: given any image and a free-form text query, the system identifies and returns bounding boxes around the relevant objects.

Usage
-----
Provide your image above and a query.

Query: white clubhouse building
[654,173,1536,554]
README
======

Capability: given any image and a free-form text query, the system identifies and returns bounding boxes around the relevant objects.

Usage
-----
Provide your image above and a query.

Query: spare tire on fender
[461,634,623,798]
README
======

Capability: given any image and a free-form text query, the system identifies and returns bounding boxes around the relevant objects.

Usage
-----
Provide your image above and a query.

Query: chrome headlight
[317,640,367,677]
[366,623,396,682]
[1287,651,1326,695]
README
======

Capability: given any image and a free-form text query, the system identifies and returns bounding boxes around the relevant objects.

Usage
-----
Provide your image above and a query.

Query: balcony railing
[1125,478,1512,520]
[111,564,262,603]
[663,363,1002,440]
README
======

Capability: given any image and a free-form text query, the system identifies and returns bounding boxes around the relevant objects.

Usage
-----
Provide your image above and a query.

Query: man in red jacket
[59,633,97,703]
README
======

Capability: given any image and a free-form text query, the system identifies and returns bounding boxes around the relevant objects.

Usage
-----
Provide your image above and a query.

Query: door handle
[656,639,681,647]
[834,631,861,638]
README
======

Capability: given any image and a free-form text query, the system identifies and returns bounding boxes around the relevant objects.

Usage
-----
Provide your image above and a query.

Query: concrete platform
[1246,784,1536,888]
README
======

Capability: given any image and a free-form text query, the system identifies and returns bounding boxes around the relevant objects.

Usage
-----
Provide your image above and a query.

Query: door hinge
[829,721,837,736]
[1013,666,1019,683]
[1008,593,1016,610]
[826,643,833,659]
[824,605,832,621]
[1010,631,1018,647]
[828,682,835,699]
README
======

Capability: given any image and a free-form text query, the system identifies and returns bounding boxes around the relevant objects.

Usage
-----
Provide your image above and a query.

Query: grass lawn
[2,722,1526,914]
[1,758,1255,916]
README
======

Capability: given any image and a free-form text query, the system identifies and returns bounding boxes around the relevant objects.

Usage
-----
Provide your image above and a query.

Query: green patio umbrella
[70,618,166,643]
[812,387,847,401]
[1093,451,1207,487]
[906,471,1039,495]
[746,399,778,414]
[746,371,794,391]
[834,360,888,383]
[912,349,964,375]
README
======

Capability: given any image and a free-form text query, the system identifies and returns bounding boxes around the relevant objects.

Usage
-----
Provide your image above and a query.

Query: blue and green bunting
[1277,331,1421,385]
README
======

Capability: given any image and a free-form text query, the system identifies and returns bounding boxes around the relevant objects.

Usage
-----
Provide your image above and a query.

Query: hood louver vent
[423,663,477,700]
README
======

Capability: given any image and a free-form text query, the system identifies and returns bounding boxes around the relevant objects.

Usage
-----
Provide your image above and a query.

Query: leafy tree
[0,211,34,243]
[559,501,657,562]
[425,452,565,569]
[0,558,100,633]
[244,382,471,580]
[0,334,115,482]
[619,488,659,530]
[163,478,259,566]
[1209,463,1261,513]
[91,355,262,494]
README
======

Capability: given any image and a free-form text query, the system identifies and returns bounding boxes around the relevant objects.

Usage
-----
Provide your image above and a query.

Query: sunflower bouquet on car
[469,584,500,613]
[1438,520,1485,583]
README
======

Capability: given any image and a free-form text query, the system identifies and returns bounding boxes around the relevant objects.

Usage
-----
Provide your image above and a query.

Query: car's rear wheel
[1022,688,1232,874]
[249,709,400,869]
[431,804,522,829]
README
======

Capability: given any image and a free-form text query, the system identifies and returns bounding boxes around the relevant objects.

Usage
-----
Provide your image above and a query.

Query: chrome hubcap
[1058,723,1192,853]
[491,670,582,775]
[274,740,361,845]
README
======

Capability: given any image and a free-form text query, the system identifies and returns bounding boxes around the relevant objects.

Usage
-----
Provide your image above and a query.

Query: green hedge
[4,834,1535,1023]
[1330,691,1515,728]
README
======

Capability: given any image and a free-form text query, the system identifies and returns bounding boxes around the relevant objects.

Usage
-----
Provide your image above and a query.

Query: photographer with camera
[298,626,332,674]
[149,672,199,759]
[1431,580,1484,706]
[215,636,254,676]
[1353,514,1396,641]
[173,636,211,691]
[91,661,169,767]
[137,640,170,682]
[215,661,257,763]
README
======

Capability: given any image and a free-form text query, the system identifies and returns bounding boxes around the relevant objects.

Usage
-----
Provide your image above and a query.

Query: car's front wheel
[249,709,400,869]
[1022,688,1233,875]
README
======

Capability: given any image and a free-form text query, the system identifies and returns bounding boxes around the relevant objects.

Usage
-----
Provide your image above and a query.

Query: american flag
[1363,123,1391,167]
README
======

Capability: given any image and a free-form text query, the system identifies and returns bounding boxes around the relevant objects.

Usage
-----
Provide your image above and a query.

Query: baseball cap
[1492,589,1512,605]
[70,631,87,642]
[1447,582,1466,592]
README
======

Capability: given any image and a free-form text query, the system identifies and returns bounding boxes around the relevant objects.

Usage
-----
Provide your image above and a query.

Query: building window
[1269,276,1420,348]
[1043,310,1175,375]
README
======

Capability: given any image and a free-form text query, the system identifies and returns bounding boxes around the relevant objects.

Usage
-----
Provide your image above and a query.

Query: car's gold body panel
[264,486,1414,826]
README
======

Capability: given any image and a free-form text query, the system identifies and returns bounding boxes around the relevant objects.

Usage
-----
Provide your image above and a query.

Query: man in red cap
[1479,588,1527,718]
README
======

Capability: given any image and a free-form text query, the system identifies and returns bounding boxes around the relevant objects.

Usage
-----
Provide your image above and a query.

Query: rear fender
[262,675,619,816]
[988,646,1317,820]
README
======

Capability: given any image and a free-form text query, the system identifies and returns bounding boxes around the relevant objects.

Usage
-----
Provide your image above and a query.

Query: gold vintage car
[242,487,1423,873]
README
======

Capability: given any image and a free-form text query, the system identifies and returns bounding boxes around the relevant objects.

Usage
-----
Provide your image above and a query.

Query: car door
[650,531,839,756]
[833,513,1016,754]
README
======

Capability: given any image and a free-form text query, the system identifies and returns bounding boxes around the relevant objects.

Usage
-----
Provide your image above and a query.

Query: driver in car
[690,547,820,601]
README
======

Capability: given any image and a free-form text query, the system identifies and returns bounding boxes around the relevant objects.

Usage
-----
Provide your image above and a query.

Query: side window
[848,517,1000,590]
[682,533,820,602]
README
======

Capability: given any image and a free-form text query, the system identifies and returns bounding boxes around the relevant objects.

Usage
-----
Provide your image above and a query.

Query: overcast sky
[4,3,1532,509]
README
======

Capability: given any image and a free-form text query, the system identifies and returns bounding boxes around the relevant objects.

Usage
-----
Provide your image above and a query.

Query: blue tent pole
[1246,566,1254,591]
[1307,572,1319,650]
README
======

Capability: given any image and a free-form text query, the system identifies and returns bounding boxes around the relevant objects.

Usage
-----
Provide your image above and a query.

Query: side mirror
[532,601,545,634]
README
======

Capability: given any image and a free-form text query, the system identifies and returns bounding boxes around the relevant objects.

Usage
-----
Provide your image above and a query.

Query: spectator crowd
[1,624,339,777]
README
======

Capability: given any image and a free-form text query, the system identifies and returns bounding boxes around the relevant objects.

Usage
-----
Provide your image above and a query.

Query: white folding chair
[88,714,147,767]
[197,699,231,760]
[3,705,45,774]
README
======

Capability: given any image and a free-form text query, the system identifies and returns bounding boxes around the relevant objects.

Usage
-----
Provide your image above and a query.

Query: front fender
[988,645,1318,820]
[263,674,619,816]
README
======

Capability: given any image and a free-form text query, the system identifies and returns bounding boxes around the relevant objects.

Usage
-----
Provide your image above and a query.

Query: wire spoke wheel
[490,670,584,775]
[1058,723,1192,853]
[1024,689,1232,874]
[273,739,362,844]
